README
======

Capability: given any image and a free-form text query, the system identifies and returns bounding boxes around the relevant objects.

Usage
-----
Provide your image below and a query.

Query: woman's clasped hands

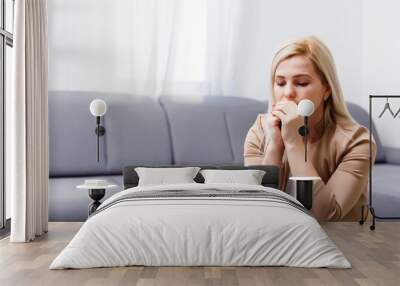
[264,101,304,149]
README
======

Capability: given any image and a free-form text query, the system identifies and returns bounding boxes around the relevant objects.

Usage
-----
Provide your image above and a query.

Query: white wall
[362,0,400,148]
[233,0,363,106]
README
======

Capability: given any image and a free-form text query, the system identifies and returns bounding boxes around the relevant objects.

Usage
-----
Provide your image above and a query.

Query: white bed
[50,183,351,269]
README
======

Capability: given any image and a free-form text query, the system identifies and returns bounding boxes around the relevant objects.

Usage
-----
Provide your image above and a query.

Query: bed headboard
[123,165,280,190]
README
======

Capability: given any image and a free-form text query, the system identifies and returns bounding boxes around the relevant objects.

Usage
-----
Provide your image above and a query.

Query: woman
[244,36,376,221]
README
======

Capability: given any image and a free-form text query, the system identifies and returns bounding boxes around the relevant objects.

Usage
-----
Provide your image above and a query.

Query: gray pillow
[200,169,266,185]
[135,167,201,186]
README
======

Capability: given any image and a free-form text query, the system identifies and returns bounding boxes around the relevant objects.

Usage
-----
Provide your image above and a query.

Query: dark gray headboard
[123,165,280,190]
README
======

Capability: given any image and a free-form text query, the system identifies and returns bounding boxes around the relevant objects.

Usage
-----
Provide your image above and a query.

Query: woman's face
[273,55,330,114]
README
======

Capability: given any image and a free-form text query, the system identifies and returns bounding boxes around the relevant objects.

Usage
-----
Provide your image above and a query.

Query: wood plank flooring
[0,222,399,286]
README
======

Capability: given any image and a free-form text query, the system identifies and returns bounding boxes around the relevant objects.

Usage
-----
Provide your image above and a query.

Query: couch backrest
[49,91,172,177]
[347,102,385,162]
[49,92,383,177]
[159,96,266,165]
[49,92,265,177]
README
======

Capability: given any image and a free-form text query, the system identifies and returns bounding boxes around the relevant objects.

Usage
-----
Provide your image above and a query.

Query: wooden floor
[0,222,399,286]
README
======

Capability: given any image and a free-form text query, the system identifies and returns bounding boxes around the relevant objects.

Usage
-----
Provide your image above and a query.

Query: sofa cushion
[160,96,265,165]
[382,147,400,165]
[372,164,400,217]
[224,104,266,163]
[49,91,172,177]
[347,102,385,163]
[105,96,172,172]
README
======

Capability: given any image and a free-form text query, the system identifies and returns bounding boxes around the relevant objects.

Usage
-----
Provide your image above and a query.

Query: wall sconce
[89,99,107,162]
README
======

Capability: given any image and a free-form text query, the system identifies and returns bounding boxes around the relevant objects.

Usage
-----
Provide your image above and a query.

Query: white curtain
[47,1,365,101]
[47,0,250,98]
[8,0,49,242]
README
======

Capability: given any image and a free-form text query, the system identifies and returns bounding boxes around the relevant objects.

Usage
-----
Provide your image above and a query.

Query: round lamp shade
[90,99,107,116]
[297,99,315,117]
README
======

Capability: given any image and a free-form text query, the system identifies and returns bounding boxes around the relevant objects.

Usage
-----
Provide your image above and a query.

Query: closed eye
[297,82,309,87]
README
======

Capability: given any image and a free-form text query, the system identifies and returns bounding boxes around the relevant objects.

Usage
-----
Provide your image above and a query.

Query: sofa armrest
[382,146,400,165]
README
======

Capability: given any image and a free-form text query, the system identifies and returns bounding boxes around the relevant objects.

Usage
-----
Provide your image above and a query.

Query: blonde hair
[270,36,355,129]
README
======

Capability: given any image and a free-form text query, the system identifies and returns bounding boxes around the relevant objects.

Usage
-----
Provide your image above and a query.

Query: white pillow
[200,169,266,185]
[135,167,201,186]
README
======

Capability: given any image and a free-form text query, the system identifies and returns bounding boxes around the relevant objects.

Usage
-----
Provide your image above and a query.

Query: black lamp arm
[298,116,309,162]
[94,116,106,162]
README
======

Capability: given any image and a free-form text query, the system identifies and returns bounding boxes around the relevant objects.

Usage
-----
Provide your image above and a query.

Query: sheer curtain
[9,0,49,242]
[48,0,247,98]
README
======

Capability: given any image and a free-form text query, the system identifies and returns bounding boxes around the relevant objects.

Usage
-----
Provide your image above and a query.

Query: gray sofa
[49,91,398,221]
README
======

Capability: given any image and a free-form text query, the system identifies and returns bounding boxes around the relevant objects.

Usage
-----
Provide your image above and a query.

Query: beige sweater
[244,114,377,221]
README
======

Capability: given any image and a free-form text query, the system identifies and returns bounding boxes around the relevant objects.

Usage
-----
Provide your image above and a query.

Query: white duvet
[50,183,351,269]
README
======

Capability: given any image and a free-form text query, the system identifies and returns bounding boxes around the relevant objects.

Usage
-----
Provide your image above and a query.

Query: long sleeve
[244,114,286,190]
[244,114,267,166]
[311,129,377,221]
